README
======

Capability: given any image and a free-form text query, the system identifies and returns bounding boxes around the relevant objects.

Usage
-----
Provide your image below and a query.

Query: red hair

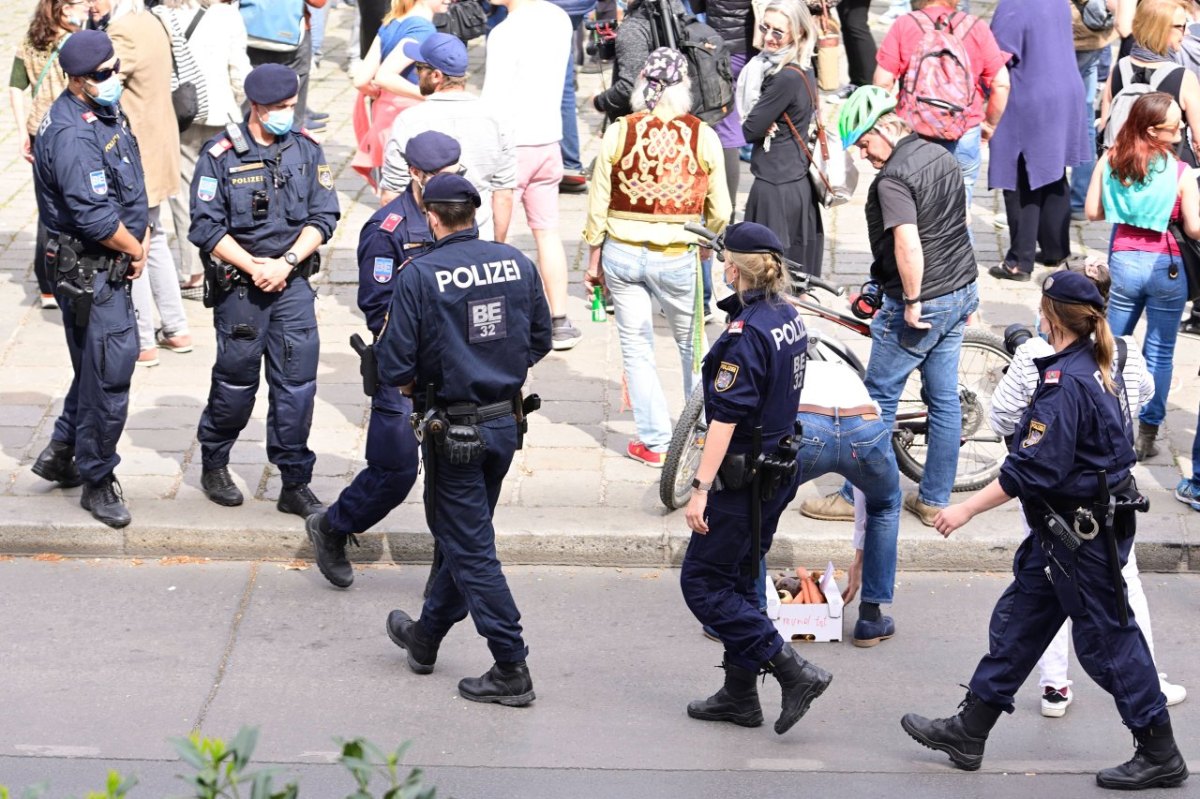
[1109,92,1178,186]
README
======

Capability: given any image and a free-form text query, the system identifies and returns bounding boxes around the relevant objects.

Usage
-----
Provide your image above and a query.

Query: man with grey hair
[582,48,730,468]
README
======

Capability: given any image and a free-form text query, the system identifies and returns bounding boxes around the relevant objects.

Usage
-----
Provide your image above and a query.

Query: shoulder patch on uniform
[89,170,107,195]
[728,320,745,334]
[197,176,218,202]
[81,111,96,124]
[381,213,404,233]
[1045,370,1061,385]
[714,361,739,392]
[299,127,320,143]
[317,164,333,190]
[208,138,233,158]
[1022,420,1047,448]
[373,257,395,284]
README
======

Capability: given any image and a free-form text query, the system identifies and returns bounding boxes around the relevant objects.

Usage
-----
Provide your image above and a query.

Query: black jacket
[702,0,753,53]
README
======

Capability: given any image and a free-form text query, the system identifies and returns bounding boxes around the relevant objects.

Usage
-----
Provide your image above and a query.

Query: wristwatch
[284,251,299,267]
[902,294,920,306]
[691,478,713,491]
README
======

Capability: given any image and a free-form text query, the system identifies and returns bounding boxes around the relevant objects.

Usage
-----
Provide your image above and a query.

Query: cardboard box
[765,561,845,643]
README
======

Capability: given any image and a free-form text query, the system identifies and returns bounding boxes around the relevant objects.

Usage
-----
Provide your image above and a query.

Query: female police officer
[901,272,1189,791]
[682,222,833,736]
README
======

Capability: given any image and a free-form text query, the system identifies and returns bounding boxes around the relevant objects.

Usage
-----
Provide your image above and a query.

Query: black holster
[349,333,379,397]
[201,252,239,308]
[49,235,95,326]
[514,392,541,450]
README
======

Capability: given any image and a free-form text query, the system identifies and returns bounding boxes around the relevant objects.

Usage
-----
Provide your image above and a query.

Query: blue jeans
[798,412,901,604]
[559,13,586,173]
[308,2,329,60]
[1106,250,1189,426]
[603,241,700,450]
[933,124,981,210]
[1070,49,1103,213]
[859,283,979,508]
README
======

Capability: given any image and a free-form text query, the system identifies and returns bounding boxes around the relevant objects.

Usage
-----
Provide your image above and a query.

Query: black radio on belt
[251,189,270,220]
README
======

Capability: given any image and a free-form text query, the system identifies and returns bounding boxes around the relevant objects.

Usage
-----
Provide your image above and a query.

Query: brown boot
[800,490,855,521]
[1135,423,1160,461]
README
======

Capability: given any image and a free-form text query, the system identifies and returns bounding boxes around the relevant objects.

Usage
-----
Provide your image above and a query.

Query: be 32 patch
[318,164,333,190]
[373,256,394,284]
[714,361,739,392]
[89,170,107,195]
[1022,420,1047,448]
[197,176,217,202]
[468,296,507,343]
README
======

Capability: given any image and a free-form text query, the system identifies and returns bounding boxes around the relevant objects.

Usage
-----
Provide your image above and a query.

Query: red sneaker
[626,441,664,468]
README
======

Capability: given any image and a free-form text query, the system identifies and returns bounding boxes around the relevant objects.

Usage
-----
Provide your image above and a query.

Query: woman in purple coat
[988,0,1091,281]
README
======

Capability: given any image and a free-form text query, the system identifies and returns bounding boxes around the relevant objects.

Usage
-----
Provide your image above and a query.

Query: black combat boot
[1135,422,1160,461]
[278,483,323,517]
[306,511,357,588]
[80,476,131,529]
[31,440,82,487]
[901,688,1002,771]
[385,610,440,674]
[767,645,832,734]
[1096,721,1189,790]
[458,661,536,707]
[201,466,243,506]
[687,660,764,727]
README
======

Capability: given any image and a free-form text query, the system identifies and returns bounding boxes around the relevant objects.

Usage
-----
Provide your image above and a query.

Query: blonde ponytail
[1092,313,1118,395]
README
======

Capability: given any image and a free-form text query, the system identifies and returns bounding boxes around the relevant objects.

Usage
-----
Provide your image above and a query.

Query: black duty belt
[444,399,515,424]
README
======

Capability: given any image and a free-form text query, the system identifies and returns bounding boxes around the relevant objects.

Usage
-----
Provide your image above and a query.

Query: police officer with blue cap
[376,172,552,706]
[30,30,148,528]
[681,222,833,736]
[306,131,464,588]
[903,271,1189,791]
[189,63,340,517]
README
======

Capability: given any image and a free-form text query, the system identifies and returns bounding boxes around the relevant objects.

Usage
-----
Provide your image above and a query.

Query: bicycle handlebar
[682,223,845,297]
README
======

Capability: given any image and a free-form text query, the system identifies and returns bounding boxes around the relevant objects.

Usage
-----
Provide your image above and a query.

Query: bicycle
[658,224,1012,510]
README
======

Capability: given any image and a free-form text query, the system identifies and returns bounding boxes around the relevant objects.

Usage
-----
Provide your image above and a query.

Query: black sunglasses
[83,59,120,82]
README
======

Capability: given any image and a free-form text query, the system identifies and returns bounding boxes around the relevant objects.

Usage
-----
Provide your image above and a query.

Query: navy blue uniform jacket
[357,189,432,337]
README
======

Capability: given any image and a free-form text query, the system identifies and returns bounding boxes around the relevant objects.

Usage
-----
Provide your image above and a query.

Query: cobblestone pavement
[0,0,1195,568]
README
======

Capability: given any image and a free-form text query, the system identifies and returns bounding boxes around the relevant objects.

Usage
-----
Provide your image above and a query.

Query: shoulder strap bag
[780,65,858,207]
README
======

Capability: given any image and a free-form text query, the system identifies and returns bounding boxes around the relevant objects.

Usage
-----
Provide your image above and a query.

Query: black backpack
[646,0,733,125]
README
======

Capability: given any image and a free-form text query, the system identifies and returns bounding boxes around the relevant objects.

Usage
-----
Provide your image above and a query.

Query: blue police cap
[403,33,468,78]
[1042,270,1105,311]
[404,131,461,173]
[423,173,481,208]
[59,30,115,77]
[723,222,784,254]
[244,64,299,106]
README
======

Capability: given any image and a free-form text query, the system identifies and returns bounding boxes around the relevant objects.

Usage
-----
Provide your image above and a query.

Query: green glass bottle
[591,285,607,323]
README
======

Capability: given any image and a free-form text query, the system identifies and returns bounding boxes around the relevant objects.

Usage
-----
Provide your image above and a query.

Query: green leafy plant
[170,727,298,799]
[82,771,138,799]
[336,738,436,799]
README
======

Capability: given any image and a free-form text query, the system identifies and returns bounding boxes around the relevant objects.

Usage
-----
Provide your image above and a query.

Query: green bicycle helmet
[838,85,898,150]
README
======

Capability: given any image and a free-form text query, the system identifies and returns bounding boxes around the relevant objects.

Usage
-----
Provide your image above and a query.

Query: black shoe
[768,645,832,734]
[687,660,763,727]
[278,483,323,517]
[1034,250,1068,267]
[306,512,357,588]
[385,610,439,674]
[1180,318,1200,338]
[31,440,82,487]
[308,110,329,121]
[201,466,243,506]
[80,476,131,528]
[901,688,1002,771]
[988,264,1031,282]
[1096,722,1189,790]
[458,661,536,707]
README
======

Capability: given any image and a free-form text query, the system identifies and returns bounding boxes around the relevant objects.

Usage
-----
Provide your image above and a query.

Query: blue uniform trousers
[325,386,419,534]
[680,469,802,672]
[52,271,137,484]
[419,417,528,664]
[197,277,318,484]
[969,518,1168,730]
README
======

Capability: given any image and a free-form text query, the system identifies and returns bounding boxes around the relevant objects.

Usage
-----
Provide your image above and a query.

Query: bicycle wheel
[892,328,1011,492]
[660,383,708,510]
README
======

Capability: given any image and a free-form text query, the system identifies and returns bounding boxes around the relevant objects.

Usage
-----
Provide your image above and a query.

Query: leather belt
[445,398,515,423]
[797,403,880,420]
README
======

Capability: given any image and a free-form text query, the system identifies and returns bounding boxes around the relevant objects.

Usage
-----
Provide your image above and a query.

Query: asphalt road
[0,559,1195,797]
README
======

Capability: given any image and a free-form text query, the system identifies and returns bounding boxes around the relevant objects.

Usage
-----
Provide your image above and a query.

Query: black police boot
[385,610,439,674]
[305,512,358,589]
[458,661,536,707]
[31,440,83,487]
[201,466,243,506]
[80,476,131,529]
[900,688,1002,771]
[278,483,323,518]
[767,644,832,735]
[687,660,763,728]
[1096,721,1189,790]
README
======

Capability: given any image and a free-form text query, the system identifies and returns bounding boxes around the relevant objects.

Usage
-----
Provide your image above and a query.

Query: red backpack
[897,10,978,142]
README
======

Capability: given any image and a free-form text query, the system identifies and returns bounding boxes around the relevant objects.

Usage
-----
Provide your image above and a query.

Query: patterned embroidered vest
[608,112,708,222]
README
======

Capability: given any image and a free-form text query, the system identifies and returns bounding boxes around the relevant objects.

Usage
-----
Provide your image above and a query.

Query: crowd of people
[6,0,1198,791]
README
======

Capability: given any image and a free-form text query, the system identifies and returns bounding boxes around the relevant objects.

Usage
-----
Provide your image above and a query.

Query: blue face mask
[261,108,294,136]
[723,265,736,292]
[1035,311,1049,342]
[88,75,122,107]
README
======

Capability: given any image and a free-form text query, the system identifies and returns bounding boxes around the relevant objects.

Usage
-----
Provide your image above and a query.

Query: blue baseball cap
[404,131,461,173]
[423,173,481,207]
[403,33,468,78]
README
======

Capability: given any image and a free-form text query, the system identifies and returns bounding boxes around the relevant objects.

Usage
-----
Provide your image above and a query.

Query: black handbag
[434,0,488,44]
[1168,222,1200,302]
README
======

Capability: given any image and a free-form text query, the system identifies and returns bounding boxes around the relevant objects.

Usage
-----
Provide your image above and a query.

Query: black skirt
[744,175,825,277]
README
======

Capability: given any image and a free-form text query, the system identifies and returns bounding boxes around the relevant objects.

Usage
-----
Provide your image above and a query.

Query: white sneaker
[1041,685,1072,718]
[1160,674,1187,706]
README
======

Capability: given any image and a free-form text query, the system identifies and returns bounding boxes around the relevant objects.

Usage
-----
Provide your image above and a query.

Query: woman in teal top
[1085,91,1200,460]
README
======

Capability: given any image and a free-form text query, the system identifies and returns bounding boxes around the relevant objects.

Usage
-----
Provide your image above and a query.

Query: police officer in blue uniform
[188,64,340,518]
[681,223,833,736]
[306,131,464,588]
[376,173,552,706]
[30,30,148,528]
[902,272,1189,791]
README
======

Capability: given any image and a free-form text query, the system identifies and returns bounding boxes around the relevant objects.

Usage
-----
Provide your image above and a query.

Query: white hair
[760,0,818,76]
[630,72,694,118]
